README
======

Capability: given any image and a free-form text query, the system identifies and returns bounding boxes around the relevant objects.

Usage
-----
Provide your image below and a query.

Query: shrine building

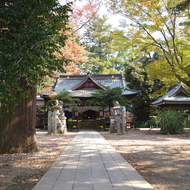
[51,73,140,129]
[152,82,190,110]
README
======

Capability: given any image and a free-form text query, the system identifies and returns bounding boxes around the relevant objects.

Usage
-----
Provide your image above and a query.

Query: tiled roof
[70,89,97,97]
[53,74,140,97]
[72,75,106,90]
[152,82,190,106]
[122,89,141,95]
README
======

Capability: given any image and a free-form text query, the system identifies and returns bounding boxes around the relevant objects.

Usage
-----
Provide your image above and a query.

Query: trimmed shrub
[151,108,185,134]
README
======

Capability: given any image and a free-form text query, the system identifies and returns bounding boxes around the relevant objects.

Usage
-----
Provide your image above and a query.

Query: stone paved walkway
[33,131,154,190]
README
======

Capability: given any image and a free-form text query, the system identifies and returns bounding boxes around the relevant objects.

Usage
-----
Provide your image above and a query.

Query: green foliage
[36,107,46,128]
[175,0,190,12]
[0,0,71,111]
[88,87,128,110]
[108,0,190,88]
[46,90,80,112]
[186,120,190,128]
[147,115,161,128]
[150,108,185,134]
[56,89,80,111]
[80,15,130,74]
[145,58,181,95]
[125,55,164,123]
[46,99,56,111]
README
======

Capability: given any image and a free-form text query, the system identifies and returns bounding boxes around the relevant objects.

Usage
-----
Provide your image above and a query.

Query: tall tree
[125,54,164,125]
[42,0,101,77]
[108,0,190,88]
[80,15,130,74]
[0,0,71,154]
[38,0,101,97]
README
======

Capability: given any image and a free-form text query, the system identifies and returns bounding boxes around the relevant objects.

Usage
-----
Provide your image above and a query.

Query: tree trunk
[0,77,39,154]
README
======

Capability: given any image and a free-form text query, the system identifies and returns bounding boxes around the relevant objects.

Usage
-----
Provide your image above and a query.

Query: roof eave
[152,100,190,106]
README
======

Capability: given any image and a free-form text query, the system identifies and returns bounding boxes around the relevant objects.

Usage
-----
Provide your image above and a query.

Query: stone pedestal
[52,105,61,135]
[59,110,67,134]
[47,101,67,135]
[116,114,122,135]
[110,116,116,133]
[111,105,127,135]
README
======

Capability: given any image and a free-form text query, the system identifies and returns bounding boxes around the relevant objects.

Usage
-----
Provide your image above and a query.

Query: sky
[58,0,124,28]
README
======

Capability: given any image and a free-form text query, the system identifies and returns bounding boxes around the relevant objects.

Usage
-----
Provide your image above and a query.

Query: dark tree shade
[125,55,164,126]
[0,0,71,154]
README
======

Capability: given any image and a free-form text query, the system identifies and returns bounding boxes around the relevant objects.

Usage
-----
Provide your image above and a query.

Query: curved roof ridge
[88,75,106,90]
[168,81,182,91]
[152,82,190,106]
[71,75,106,90]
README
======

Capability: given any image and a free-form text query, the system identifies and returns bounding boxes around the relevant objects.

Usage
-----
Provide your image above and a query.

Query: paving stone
[33,131,154,190]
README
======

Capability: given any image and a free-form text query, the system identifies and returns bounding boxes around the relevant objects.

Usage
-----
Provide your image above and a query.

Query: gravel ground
[0,129,190,190]
[0,130,76,190]
[100,129,190,190]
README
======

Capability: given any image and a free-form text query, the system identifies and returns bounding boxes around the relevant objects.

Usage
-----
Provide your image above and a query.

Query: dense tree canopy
[38,0,101,91]
[0,0,71,154]
[125,54,164,125]
[0,0,71,110]
[80,15,130,74]
[108,0,190,88]
[175,0,190,12]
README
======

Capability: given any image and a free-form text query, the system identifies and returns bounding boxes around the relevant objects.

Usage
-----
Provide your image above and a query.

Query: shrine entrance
[82,110,98,120]
[81,110,99,129]
[64,106,107,130]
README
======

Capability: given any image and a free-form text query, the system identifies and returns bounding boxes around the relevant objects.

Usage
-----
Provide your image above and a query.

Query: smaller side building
[152,82,190,110]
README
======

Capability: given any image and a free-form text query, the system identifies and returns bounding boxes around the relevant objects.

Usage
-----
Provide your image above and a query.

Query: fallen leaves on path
[100,129,190,190]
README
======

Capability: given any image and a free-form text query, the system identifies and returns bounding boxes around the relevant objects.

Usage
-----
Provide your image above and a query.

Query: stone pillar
[52,105,61,134]
[110,115,116,133]
[59,109,67,134]
[112,105,122,135]
[116,110,122,135]
[48,111,53,135]
[121,106,127,134]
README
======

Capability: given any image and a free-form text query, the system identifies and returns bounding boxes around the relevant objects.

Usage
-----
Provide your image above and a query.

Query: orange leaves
[69,0,101,32]
[61,39,87,74]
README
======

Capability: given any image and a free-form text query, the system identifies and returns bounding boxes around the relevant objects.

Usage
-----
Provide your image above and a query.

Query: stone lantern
[51,100,62,134]
[113,106,122,135]
[113,105,127,135]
